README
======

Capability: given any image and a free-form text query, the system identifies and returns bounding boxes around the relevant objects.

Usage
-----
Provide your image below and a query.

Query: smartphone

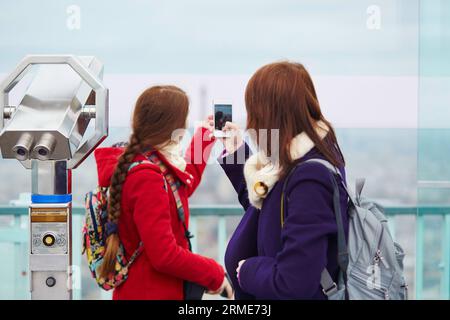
[213,100,232,138]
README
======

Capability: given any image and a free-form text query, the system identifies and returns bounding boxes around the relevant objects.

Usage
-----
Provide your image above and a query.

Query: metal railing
[0,205,449,300]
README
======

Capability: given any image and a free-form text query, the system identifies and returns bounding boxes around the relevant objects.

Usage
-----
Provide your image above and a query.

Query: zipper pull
[374,249,389,269]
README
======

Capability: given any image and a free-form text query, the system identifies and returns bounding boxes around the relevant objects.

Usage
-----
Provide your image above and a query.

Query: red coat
[94,128,224,300]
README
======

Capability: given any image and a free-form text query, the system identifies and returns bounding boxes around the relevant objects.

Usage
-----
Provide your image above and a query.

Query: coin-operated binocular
[0,55,108,299]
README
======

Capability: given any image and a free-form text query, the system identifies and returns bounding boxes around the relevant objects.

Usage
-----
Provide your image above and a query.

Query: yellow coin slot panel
[31,207,68,223]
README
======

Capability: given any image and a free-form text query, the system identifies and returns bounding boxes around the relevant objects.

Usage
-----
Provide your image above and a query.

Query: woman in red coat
[95,85,232,299]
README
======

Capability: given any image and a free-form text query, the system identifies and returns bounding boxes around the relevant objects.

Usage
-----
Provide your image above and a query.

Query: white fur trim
[244,121,329,209]
[289,121,329,160]
[244,153,280,209]
[156,142,187,172]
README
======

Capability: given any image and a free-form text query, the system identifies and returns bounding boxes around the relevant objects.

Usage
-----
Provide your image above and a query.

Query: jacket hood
[94,147,125,187]
[94,146,193,188]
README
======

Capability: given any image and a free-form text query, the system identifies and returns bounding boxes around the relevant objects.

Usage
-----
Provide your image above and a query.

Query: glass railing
[1,205,449,300]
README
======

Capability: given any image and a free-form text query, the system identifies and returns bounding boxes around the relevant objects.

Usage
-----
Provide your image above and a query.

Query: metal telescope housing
[0,55,108,168]
[0,55,109,300]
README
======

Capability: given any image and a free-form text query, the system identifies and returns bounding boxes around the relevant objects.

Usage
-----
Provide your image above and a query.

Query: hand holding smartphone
[213,100,232,138]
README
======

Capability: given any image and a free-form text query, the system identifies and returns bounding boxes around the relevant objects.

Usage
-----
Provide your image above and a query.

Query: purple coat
[219,143,349,300]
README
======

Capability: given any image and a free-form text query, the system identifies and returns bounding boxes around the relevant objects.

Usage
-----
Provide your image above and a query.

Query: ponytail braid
[98,134,143,278]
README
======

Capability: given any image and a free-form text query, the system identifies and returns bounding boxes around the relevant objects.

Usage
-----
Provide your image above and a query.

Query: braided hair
[98,85,189,278]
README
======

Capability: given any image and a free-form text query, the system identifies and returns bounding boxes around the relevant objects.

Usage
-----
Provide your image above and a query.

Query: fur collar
[156,142,187,172]
[244,121,329,209]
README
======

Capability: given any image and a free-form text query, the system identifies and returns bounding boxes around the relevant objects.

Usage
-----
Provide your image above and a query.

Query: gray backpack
[282,158,408,300]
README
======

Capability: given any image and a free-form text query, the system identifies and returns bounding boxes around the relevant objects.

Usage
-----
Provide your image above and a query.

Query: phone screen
[214,104,232,131]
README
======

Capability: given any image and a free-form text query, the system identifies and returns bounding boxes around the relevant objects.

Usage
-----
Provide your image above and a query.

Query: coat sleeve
[128,168,224,291]
[184,127,216,197]
[238,163,337,299]
[224,206,260,300]
[218,143,252,210]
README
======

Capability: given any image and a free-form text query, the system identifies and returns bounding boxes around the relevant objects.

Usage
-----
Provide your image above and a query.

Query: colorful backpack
[82,160,146,291]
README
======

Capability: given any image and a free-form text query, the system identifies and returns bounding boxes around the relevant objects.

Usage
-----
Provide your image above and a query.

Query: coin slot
[42,234,56,247]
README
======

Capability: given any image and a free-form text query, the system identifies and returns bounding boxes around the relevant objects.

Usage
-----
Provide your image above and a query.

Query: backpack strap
[127,242,144,265]
[120,154,195,261]
[280,158,350,297]
[128,159,153,172]
[147,153,195,251]
[304,159,349,273]
[303,158,359,207]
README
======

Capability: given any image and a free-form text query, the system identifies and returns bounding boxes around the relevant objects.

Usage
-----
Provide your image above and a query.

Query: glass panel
[417,0,450,300]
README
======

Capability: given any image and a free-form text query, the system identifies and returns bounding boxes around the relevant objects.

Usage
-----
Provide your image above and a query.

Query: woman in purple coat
[218,62,349,300]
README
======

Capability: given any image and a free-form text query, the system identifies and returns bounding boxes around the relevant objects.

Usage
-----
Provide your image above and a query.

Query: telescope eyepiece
[38,148,48,156]
[33,133,56,161]
[17,148,27,156]
[12,133,34,161]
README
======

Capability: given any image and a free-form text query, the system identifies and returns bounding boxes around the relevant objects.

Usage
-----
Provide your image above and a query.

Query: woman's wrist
[200,115,215,139]
[222,139,243,156]
[226,139,244,154]
[219,121,243,155]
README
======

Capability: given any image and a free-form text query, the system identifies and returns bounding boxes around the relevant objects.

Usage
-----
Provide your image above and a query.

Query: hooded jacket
[95,127,224,300]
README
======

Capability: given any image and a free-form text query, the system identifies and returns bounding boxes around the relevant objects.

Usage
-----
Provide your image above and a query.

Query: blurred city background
[0,0,449,299]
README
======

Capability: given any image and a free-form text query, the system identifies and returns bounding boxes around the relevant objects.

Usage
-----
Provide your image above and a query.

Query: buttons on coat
[254,181,269,197]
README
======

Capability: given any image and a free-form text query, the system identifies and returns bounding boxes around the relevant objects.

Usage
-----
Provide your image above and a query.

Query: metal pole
[29,160,72,300]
